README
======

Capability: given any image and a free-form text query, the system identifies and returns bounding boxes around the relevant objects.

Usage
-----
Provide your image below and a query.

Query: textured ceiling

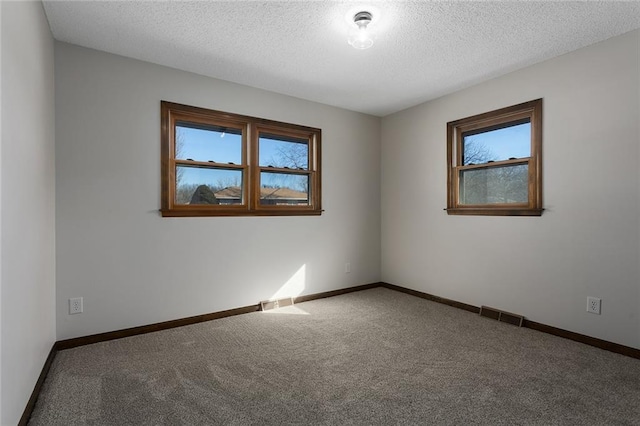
[42,1,640,117]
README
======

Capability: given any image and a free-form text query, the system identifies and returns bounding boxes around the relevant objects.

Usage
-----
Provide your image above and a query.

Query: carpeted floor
[29,287,640,425]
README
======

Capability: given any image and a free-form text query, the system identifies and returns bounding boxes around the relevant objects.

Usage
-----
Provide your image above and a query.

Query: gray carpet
[29,288,640,425]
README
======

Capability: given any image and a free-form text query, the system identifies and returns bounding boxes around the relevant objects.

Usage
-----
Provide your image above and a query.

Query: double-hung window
[446,99,543,216]
[161,101,321,216]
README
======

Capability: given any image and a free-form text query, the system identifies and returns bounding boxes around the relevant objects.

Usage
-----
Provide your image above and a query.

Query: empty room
[2,1,640,424]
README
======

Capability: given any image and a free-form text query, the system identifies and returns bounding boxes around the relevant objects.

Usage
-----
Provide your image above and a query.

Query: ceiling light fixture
[348,11,375,50]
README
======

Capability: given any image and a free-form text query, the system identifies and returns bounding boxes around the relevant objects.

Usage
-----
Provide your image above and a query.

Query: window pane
[260,172,309,205]
[459,164,528,205]
[259,133,309,169]
[176,165,243,205]
[175,122,242,164]
[462,121,530,165]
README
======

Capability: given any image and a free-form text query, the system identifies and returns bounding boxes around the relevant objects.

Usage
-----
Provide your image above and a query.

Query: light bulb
[348,11,375,50]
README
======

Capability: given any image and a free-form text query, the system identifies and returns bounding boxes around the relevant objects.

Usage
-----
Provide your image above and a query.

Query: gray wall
[1,2,56,424]
[381,30,640,349]
[55,43,382,340]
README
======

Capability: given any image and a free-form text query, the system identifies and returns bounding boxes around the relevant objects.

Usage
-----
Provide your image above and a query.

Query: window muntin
[161,101,321,217]
[447,99,542,216]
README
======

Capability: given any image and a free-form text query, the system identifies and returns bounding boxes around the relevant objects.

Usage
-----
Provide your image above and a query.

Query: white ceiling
[42,1,640,117]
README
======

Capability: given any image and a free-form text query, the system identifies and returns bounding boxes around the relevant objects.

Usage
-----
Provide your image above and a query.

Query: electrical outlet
[69,297,83,315]
[587,297,601,315]
[345,262,351,273]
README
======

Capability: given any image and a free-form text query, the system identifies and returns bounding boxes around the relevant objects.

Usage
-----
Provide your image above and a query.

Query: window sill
[445,207,544,217]
[160,208,323,217]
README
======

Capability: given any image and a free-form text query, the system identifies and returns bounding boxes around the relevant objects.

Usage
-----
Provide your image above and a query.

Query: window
[446,99,543,216]
[161,101,321,216]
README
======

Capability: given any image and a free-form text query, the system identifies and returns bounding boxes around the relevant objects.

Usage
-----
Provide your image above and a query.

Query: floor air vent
[479,306,524,327]
[260,297,294,311]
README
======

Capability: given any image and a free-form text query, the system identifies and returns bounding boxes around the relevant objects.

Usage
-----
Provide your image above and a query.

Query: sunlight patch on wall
[264,264,309,315]
[270,264,306,300]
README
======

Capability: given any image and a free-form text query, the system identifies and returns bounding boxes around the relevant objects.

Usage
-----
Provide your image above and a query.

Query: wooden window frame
[161,101,322,217]
[446,99,543,216]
